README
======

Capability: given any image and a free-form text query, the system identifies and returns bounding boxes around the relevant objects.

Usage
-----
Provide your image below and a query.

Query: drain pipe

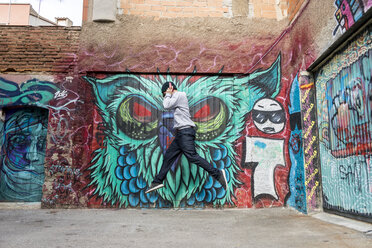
[7,0,12,25]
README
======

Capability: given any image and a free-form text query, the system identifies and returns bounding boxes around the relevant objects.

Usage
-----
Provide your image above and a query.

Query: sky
[0,0,83,26]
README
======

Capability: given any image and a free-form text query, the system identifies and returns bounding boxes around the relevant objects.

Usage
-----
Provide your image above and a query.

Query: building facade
[0,0,371,222]
[0,3,56,26]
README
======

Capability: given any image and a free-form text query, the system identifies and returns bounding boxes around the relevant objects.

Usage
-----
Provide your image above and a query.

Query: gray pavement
[0,207,371,248]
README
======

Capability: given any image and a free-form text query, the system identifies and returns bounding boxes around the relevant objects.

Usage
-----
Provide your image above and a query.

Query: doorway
[0,107,49,202]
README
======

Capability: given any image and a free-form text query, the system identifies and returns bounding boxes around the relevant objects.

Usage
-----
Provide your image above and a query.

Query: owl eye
[133,102,153,123]
[190,97,228,141]
[116,95,158,140]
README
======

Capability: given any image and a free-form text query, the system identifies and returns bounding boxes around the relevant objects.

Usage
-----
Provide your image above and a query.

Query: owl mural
[83,55,281,208]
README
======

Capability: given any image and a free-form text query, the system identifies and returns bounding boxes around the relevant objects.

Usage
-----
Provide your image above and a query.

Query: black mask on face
[251,109,286,124]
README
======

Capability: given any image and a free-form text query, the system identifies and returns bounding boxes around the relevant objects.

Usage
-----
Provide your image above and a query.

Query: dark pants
[153,127,221,184]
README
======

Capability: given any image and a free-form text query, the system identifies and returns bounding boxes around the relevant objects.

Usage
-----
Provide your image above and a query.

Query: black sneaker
[145,182,164,194]
[218,169,228,190]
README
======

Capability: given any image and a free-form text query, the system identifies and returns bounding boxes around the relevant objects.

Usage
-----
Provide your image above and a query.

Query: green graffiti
[0,77,59,108]
[0,108,48,202]
[84,55,281,207]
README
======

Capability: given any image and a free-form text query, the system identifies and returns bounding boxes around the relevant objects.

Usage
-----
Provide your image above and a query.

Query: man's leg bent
[179,129,221,180]
[152,139,182,184]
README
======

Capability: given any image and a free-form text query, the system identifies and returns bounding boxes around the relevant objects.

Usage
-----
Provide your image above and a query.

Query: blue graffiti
[0,77,59,108]
[0,108,48,202]
[287,74,307,213]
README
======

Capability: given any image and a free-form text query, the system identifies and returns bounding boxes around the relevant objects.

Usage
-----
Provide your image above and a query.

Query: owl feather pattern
[83,55,281,207]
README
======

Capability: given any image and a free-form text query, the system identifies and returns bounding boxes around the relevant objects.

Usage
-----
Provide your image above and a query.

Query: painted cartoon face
[252,98,285,134]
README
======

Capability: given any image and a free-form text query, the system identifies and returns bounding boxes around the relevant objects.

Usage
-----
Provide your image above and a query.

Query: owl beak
[158,111,181,171]
[159,111,175,151]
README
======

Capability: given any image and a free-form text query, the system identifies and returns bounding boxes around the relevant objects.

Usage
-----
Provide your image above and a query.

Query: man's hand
[166,82,174,95]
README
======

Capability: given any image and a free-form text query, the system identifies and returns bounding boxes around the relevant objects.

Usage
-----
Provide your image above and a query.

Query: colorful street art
[83,55,286,208]
[0,77,59,107]
[0,0,371,214]
[0,77,58,202]
[243,137,285,200]
[287,74,307,214]
[251,98,286,134]
[0,108,48,201]
[315,27,372,218]
[333,0,372,35]
[300,73,321,210]
[41,77,93,208]
[0,76,94,206]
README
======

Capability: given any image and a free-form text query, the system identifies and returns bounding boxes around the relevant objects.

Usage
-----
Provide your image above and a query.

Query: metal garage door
[314,24,371,222]
[0,107,48,202]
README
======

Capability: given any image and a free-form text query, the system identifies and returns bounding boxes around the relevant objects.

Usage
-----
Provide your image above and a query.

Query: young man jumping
[145,82,228,194]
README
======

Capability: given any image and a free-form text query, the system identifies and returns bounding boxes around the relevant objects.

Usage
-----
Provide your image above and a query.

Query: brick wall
[0,26,80,74]
[119,0,305,20]
[120,0,232,18]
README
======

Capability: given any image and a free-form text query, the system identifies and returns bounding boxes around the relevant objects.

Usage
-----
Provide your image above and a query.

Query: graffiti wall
[333,0,372,35]
[231,0,371,214]
[299,73,321,211]
[77,1,320,210]
[0,57,301,209]
[2,0,370,211]
[81,54,297,208]
[0,107,48,202]
[286,74,307,213]
[315,26,372,219]
[0,76,57,201]
[0,75,93,207]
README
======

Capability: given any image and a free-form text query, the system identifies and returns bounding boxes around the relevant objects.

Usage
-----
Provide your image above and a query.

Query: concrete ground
[0,206,371,248]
